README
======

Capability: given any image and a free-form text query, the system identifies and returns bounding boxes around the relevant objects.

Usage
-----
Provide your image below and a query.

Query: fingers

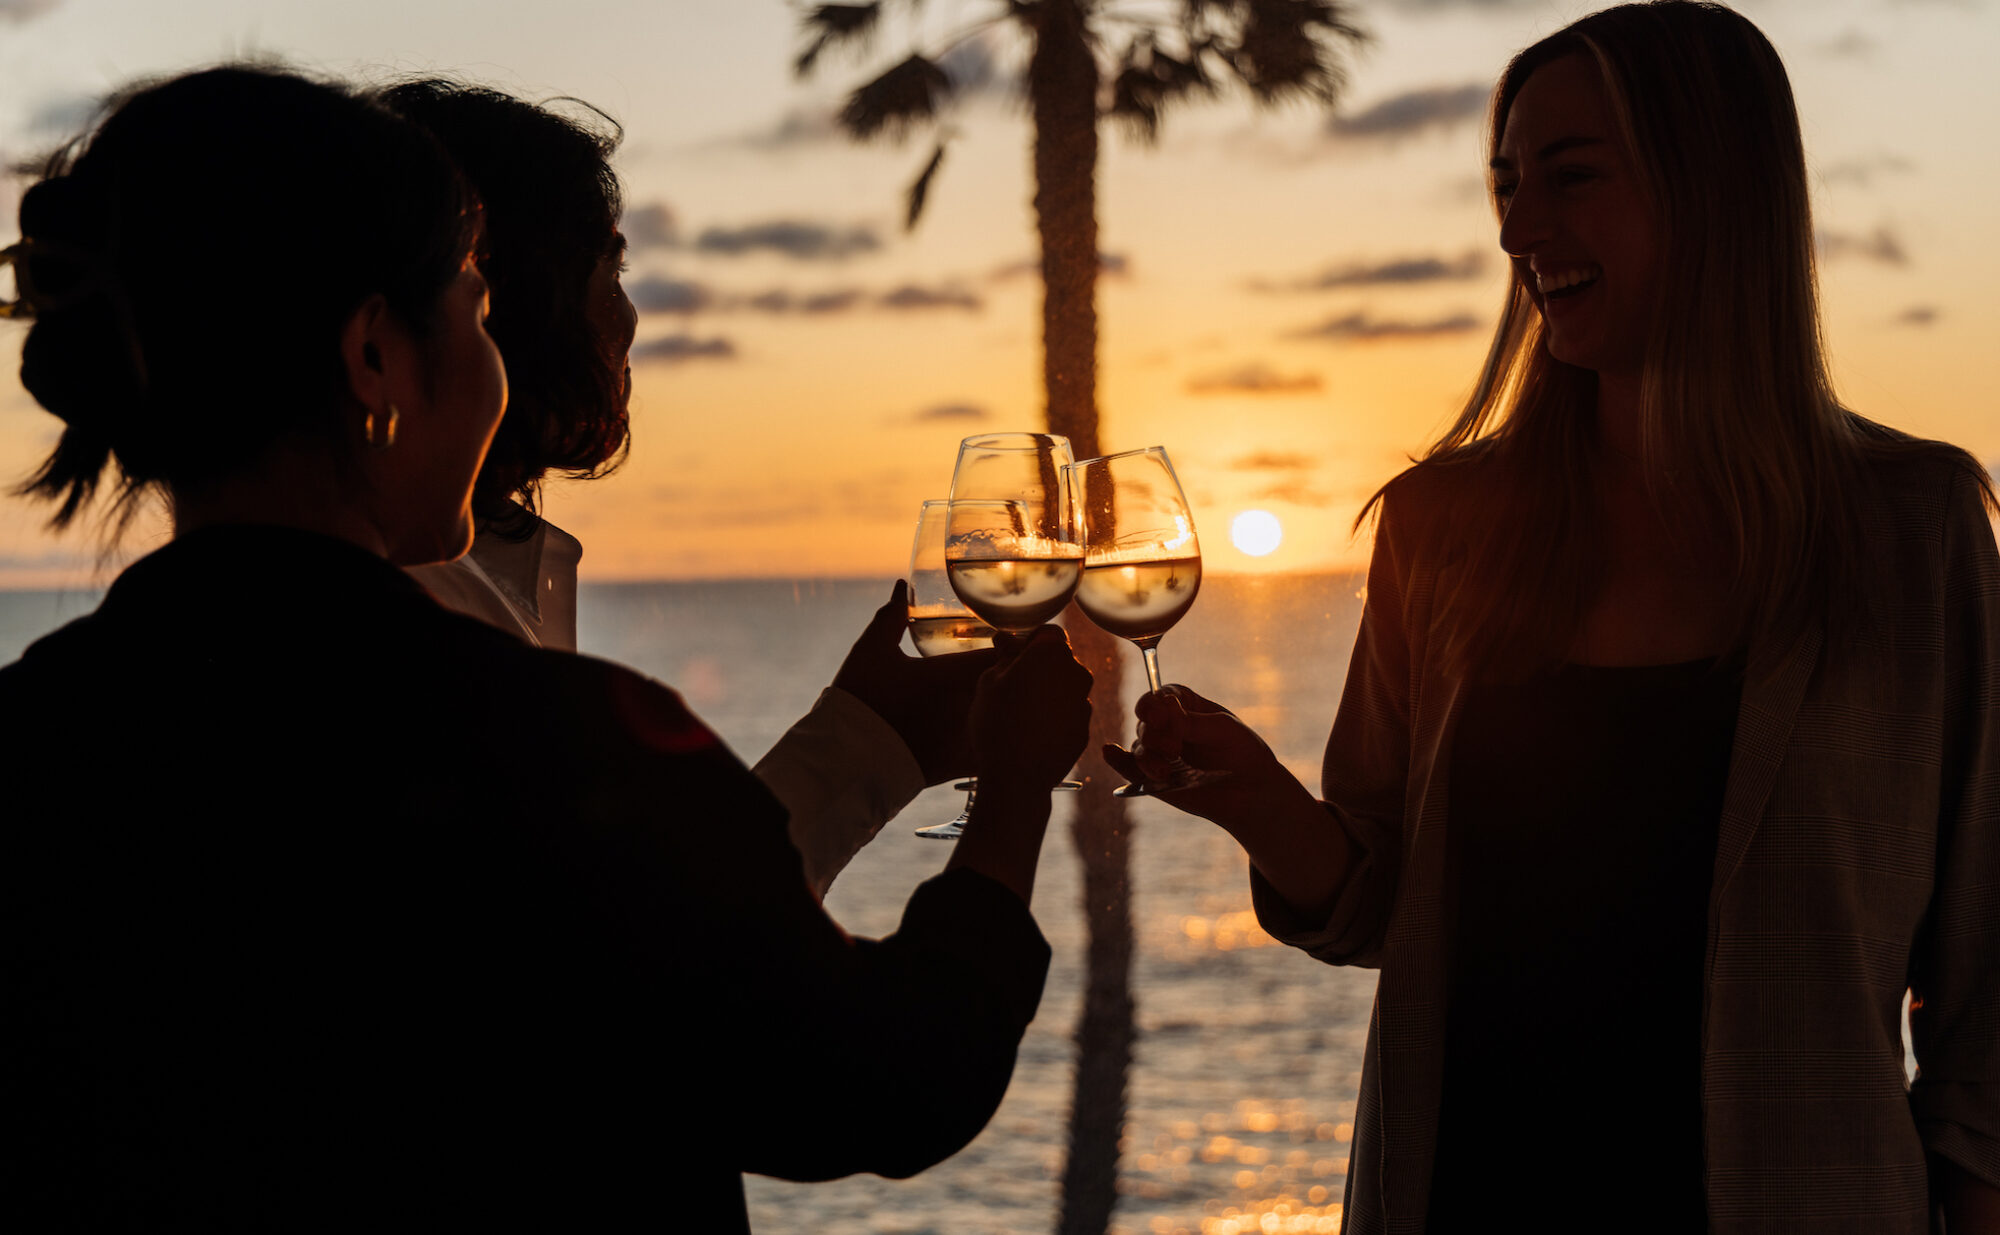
[1101,742,1141,780]
[859,580,912,650]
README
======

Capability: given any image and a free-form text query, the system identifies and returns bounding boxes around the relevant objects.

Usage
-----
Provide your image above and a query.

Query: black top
[1427,658,1741,1232]
[0,526,1050,1232]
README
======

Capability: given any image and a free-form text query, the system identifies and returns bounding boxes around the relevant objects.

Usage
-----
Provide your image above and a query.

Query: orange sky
[1,0,1995,586]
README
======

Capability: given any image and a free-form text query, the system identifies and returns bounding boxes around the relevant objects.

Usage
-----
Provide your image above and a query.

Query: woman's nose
[1498,183,1551,257]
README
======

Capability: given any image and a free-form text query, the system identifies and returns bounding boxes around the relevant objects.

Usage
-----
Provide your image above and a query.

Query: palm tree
[795,4,1367,1230]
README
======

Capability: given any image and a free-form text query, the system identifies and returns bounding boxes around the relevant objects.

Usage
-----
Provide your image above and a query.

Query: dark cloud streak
[694,219,882,261]
[1186,364,1323,395]
[1253,251,1484,292]
[1329,83,1488,141]
[1289,310,1482,341]
[631,334,736,363]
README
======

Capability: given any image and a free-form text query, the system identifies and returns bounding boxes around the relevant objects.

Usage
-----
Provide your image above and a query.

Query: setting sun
[1229,510,1283,558]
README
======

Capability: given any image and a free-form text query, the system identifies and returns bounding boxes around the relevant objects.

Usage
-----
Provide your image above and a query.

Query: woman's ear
[339,293,393,411]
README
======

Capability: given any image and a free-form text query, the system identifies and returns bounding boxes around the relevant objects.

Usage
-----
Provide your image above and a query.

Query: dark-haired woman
[0,64,1088,1229]
[1113,3,2000,1231]
[383,79,952,895]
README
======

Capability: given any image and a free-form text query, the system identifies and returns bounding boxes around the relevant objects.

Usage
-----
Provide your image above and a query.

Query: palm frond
[1106,33,1219,144]
[1227,0,1368,106]
[795,3,885,78]
[838,53,955,141]
[905,139,950,229]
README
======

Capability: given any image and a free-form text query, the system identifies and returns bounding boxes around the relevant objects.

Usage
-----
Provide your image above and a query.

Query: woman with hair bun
[1115,3,2000,1230]
[0,64,1090,1229]
[382,78,976,896]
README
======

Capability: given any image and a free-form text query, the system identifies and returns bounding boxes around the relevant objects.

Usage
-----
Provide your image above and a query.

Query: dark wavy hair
[12,64,480,530]
[379,79,630,536]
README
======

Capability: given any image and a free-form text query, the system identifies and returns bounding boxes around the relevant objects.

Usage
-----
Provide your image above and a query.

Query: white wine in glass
[1066,445,1219,797]
[905,500,995,840]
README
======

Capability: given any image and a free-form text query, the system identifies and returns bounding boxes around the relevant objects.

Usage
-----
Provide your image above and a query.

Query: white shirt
[408,508,922,895]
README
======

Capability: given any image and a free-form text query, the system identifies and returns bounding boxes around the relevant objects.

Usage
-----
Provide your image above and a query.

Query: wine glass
[1065,446,1218,797]
[905,499,997,840]
[945,433,1086,793]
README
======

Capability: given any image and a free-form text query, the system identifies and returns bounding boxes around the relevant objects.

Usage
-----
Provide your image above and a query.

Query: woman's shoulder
[1370,441,1508,544]
[1846,416,1996,528]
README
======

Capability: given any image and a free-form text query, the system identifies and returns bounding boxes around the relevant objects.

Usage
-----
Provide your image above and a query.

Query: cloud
[729,104,842,150]
[1329,83,1489,141]
[1818,154,1915,188]
[1894,305,1940,327]
[879,283,981,311]
[1289,310,1483,342]
[1231,451,1316,471]
[1816,226,1909,265]
[743,287,867,314]
[621,202,679,250]
[989,252,1129,281]
[1252,481,1340,508]
[1816,28,1879,58]
[1253,251,1485,292]
[0,0,61,24]
[1186,364,1324,395]
[25,90,95,134]
[907,402,992,424]
[627,276,711,314]
[631,334,736,363]
[694,219,882,261]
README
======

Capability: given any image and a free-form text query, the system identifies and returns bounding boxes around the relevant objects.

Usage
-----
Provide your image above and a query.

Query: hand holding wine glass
[943,432,1087,795]
[902,499,998,840]
[1065,445,1219,796]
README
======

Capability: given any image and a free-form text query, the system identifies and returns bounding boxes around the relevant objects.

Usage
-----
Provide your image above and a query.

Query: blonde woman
[1112,3,2000,1230]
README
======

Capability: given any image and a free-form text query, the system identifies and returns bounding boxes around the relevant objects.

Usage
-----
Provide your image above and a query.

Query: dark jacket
[0,526,1050,1231]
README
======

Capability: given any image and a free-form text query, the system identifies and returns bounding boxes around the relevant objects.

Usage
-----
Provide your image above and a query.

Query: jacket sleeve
[1908,466,2000,1190]
[550,664,1050,1184]
[752,686,926,898]
[1248,479,1418,970]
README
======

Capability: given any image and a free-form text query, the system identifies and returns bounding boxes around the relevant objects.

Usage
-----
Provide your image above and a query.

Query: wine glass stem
[1140,641,1166,694]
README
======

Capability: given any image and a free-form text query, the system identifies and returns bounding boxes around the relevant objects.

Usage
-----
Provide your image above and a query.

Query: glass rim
[959,431,1072,446]
[1065,445,1172,470]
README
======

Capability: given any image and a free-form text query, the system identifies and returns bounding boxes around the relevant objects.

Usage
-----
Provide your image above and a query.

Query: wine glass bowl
[907,499,998,658]
[943,501,1085,635]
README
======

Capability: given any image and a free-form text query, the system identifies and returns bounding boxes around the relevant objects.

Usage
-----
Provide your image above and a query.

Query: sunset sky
[0,0,1994,585]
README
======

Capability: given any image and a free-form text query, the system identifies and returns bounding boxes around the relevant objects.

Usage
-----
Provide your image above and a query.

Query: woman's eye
[1554,166,1599,188]
[1491,181,1518,202]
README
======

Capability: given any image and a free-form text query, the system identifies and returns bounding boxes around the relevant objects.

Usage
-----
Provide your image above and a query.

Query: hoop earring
[364,403,399,450]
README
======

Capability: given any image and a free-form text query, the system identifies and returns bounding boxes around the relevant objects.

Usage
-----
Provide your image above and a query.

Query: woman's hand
[946,626,1093,906]
[1102,685,1311,833]
[970,626,1094,789]
[831,581,998,784]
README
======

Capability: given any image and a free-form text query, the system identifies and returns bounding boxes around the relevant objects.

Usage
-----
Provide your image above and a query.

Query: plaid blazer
[1253,446,2000,1234]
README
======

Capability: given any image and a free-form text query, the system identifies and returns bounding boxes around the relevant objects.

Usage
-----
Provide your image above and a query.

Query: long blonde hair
[1373,0,1993,677]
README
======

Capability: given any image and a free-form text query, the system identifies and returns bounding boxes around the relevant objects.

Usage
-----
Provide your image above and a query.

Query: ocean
[0,574,1377,1235]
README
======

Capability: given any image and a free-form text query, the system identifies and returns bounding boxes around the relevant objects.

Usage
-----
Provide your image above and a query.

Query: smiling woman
[1111,3,2000,1231]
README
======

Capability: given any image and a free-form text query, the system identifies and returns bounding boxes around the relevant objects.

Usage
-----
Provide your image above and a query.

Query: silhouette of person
[1109,4,2000,1231]
[378,79,962,897]
[0,64,1091,1230]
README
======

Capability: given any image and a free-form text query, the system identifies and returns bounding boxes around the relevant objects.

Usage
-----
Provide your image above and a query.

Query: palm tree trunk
[1031,5,1133,1233]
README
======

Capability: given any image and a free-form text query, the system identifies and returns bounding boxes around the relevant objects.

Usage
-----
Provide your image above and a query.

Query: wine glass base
[914,816,967,840]
[1053,779,1084,792]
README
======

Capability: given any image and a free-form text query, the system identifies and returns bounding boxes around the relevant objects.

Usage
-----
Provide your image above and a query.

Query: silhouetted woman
[380,79,963,896]
[0,64,1089,1230]
[1112,4,2000,1230]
